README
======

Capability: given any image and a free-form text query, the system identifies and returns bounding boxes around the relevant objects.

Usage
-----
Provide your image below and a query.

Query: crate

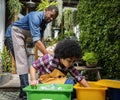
[107,88,120,100]
[74,82,107,100]
[95,79,120,100]
[23,84,73,100]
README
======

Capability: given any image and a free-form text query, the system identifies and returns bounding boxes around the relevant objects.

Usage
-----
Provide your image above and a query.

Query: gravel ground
[0,88,21,100]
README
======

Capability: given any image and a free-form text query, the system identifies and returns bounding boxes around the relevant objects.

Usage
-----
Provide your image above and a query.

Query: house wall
[0,0,5,52]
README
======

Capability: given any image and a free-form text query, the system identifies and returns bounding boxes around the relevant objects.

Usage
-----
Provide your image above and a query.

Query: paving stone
[0,90,20,100]
[0,74,21,100]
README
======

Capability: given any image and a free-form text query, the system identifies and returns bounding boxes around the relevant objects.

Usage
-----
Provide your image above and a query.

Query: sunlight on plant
[82,52,98,65]
[0,46,12,72]
[36,0,58,11]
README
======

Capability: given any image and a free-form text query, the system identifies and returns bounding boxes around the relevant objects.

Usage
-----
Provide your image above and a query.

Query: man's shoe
[22,96,27,100]
[19,92,23,98]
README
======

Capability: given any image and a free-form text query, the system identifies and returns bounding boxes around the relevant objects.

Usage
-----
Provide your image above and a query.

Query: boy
[30,39,89,99]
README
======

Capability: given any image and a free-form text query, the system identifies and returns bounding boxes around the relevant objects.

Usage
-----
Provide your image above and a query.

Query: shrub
[77,0,120,79]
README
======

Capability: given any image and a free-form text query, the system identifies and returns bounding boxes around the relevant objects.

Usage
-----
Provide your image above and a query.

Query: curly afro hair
[54,39,82,59]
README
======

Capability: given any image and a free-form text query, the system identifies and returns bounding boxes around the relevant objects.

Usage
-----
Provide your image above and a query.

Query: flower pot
[86,62,97,68]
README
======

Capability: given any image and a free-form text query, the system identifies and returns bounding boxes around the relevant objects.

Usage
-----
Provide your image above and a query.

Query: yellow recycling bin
[95,79,120,100]
[74,82,107,100]
[95,79,120,89]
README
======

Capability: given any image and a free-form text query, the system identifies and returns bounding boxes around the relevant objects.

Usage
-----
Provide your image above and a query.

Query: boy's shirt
[32,54,83,82]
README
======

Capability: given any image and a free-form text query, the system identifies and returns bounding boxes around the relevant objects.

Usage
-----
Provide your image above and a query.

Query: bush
[0,46,12,72]
[77,0,120,79]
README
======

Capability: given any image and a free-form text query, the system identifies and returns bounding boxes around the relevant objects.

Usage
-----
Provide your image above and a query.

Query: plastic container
[23,84,73,100]
[95,79,120,100]
[74,82,107,100]
[107,88,120,100]
[95,79,120,89]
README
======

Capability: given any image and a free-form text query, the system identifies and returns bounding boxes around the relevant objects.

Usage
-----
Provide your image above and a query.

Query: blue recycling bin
[107,88,120,100]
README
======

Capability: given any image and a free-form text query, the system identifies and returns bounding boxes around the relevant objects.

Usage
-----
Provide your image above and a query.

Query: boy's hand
[30,80,38,86]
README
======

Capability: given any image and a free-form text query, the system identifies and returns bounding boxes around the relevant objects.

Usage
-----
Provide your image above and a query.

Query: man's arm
[34,40,48,55]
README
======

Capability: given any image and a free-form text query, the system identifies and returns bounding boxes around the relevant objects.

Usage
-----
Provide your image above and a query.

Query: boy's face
[44,9,57,23]
[60,58,75,68]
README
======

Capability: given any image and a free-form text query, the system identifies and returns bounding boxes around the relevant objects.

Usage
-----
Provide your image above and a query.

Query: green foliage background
[36,0,58,11]
[0,46,12,72]
[7,0,23,17]
[77,0,120,79]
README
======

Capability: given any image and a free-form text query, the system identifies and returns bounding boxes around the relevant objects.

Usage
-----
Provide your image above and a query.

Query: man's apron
[39,68,67,84]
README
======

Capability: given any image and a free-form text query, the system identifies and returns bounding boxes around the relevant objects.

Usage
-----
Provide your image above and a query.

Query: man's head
[54,39,82,68]
[44,5,59,23]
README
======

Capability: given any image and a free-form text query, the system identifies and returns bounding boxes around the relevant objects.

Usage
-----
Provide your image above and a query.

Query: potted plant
[0,46,12,85]
[82,52,98,67]
[36,0,58,11]
[7,0,23,22]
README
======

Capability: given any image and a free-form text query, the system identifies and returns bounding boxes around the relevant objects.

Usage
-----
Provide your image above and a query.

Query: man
[5,5,59,100]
